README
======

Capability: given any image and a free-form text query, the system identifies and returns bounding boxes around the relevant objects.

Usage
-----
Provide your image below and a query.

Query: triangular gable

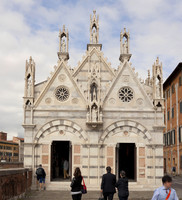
[103,61,153,108]
[72,47,115,78]
[34,60,86,108]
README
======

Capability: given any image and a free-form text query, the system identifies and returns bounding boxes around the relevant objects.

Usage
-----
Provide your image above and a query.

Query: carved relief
[123,75,129,82]
[72,98,79,104]
[45,98,52,104]
[58,74,66,82]
[109,98,116,104]
[136,98,144,106]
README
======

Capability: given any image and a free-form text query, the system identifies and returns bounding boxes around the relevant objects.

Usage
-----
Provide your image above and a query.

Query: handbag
[81,176,87,194]
[98,192,104,200]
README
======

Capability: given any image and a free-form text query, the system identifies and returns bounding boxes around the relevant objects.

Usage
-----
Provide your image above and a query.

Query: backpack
[36,168,43,176]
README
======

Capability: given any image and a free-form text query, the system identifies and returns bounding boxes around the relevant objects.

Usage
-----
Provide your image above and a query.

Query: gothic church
[23,11,164,190]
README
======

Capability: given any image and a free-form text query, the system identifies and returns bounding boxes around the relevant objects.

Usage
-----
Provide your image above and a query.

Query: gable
[103,61,153,110]
[72,48,116,100]
[34,61,86,109]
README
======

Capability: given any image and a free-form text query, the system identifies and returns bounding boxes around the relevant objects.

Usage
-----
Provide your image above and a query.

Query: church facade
[23,11,164,190]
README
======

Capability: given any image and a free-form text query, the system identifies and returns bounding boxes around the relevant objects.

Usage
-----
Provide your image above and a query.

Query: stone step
[21,190,154,200]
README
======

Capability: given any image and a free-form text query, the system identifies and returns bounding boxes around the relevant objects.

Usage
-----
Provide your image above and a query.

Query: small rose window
[55,86,69,101]
[118,87,134,102]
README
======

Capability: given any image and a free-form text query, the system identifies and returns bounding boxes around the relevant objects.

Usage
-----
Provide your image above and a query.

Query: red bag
[81,176,87,194]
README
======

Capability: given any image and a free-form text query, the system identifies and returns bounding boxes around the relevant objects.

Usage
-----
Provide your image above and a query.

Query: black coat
[70,176,82,192]
[101,172,116,194]
[36,167,46,178]
[116,177,129,197]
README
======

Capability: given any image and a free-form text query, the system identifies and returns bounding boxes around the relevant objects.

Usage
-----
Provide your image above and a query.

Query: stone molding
[34,119,88,143]
[99,119,152,143]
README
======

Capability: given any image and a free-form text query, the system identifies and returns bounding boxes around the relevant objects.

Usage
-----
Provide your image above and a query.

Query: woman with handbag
[116,171,129,200]
[70,167,83,200]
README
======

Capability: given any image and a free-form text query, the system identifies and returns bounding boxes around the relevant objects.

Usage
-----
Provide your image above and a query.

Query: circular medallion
[137,98,144,106]
[58,74,66,82]
[72,98,79,104]
[109,98,116,104]
[45,98,52,104]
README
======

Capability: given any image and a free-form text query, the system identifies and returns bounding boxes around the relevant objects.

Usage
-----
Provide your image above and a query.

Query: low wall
[0,168,32,200]
[0,162,23,169]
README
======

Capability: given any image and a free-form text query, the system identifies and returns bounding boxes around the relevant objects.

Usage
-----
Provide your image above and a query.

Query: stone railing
[0,162,23,169]
[0,168,32,200]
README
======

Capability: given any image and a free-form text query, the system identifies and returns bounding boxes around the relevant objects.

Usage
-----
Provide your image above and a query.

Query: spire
[87,10,102,51]
[119,28,132,62]
[58,25,69,61]
[24,56,35,107]
[152,57,164,109]
[90,10,99,44]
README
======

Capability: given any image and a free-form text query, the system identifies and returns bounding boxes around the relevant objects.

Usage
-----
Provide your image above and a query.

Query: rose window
[118,87,134,102]
[55,86,69,101]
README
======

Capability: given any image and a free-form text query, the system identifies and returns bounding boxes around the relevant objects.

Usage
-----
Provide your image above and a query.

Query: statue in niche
[92,106,98,122]
[61,39,66,52]
[27,78,32,97]
[123,39,128,54]
[86,112,90,122]
[99,111,103,122]
[92,29,97,44]
[156,83,160,99]
[91,83,97,101]
[95,62,99,73]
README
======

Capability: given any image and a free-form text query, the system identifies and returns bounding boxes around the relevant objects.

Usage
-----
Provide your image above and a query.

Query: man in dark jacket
[36,164,46,191]
[101,166,116,200]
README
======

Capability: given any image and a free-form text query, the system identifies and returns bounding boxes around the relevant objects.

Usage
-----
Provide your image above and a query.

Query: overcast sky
[0,0,182,139]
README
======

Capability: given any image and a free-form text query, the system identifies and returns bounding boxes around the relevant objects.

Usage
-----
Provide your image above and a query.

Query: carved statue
[93,88,97,101]
[156,83,160,99]
[27,79,32,97]
[123,39,128,54]
[91,83,97,101]
[61,39,66,52]
[99,112,103,122]
[92,29,97,44]
[92,106,98,122]
[87,112,90,122]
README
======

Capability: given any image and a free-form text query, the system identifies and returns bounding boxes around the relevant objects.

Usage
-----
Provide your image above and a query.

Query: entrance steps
[24,190,154,200]
[36,181,156,191]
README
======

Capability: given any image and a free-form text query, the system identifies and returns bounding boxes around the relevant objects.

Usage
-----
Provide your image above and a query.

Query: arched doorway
[51,141,72,181]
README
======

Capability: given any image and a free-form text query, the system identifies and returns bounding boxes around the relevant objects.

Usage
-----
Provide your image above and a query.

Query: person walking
[172,165,176,177]
[70,167,82,200]
[36,164,46,191]
[116,171,129,200]
[151,175,179,200]
[101,166,116,200]
[63,159,69,179]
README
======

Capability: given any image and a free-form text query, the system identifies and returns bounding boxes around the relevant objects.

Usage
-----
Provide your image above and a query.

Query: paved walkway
[22,176,182,200]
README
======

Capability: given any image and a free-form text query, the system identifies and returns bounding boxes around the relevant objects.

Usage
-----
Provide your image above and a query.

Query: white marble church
[23,10,164,190]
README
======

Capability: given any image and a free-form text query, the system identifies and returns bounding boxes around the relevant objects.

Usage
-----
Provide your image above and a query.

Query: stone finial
[148,70,150,79]
[119,28,131,62]
[87,10,102,51]
[58,25,69,61]
[90,10,99,44]
[152,57,164,108]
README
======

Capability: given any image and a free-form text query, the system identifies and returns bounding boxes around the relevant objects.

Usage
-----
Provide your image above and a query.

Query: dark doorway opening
[117,143,136,180]
[51,141,71,181]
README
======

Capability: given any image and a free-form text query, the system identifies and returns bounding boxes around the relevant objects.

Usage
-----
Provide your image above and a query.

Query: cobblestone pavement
[22,176,182,200]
